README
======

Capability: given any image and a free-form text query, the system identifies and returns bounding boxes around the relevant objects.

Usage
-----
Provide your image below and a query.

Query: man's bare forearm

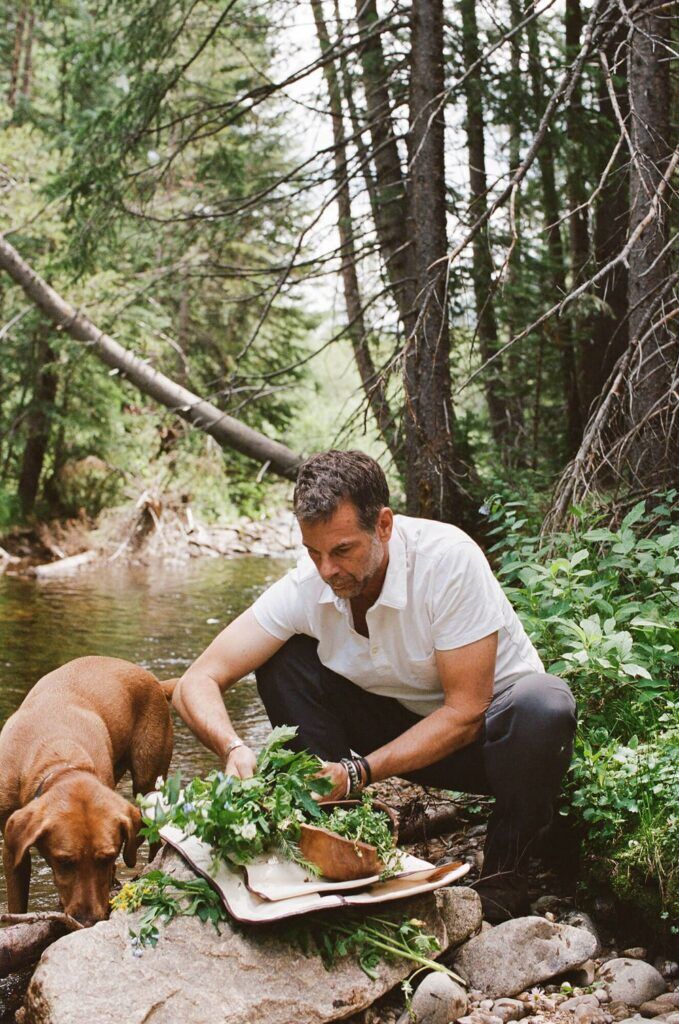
[366,705,483,782]
[173,672,241,760]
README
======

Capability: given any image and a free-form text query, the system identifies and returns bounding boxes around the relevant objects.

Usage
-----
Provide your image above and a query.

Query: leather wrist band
[223,738,244,761]
[356,755,372,787]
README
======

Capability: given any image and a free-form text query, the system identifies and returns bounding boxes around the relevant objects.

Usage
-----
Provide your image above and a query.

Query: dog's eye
[55,857,76,870]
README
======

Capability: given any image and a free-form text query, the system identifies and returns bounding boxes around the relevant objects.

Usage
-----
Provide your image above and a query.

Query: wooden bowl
[299,799,398,881]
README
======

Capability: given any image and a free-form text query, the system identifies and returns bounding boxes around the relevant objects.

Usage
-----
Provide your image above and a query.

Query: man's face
[300,500,393,600]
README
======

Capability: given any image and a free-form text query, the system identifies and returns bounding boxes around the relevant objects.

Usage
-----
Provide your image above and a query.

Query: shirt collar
[316,523,407,611]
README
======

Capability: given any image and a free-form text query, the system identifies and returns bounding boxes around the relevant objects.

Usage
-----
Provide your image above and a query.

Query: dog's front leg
[3,842,31,913]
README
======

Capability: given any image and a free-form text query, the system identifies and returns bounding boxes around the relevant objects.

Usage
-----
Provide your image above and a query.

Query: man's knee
[503,673,577,741]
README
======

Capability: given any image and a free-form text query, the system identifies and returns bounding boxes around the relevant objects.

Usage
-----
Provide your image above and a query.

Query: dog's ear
[4,805,47,868]
[118,803,143,868]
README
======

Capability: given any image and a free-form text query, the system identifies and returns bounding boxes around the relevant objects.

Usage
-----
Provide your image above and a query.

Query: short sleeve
[251,571,308,641]
[430,542,504,650]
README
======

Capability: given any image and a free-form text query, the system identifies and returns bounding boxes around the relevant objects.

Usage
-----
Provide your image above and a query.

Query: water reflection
[0,555,290,913]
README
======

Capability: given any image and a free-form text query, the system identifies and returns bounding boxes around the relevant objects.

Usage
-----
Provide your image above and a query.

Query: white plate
[159,825,470,924]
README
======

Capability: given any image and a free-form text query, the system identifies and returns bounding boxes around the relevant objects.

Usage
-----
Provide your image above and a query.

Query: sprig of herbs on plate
[322,794,404,877]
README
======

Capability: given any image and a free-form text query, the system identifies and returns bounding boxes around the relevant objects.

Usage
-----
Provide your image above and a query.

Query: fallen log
[0,914,81,978]
[397,801,461,843]
[33,550,98,578]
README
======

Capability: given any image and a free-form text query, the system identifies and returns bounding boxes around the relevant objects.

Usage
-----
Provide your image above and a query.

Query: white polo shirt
[252,514,544,716]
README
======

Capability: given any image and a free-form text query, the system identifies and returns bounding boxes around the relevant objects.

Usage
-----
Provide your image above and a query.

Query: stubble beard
[326,536,385,599]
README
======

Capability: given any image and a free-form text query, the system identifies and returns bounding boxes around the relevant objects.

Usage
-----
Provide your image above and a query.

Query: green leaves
[323,795,403,878]
[140,727,333,870]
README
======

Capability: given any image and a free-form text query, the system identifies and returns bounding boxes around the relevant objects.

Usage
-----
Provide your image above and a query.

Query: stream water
[0,555,290,912]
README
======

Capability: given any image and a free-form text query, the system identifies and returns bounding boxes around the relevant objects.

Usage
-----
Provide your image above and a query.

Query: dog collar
[33,764,91,800]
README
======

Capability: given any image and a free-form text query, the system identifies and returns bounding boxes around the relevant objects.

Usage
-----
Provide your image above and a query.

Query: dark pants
[256,634,577,879]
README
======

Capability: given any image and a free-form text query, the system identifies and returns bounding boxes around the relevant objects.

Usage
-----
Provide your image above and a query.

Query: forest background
[0,1,676,932]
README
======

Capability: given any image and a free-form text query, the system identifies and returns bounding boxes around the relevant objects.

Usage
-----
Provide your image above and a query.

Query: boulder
[598,959,666,1007]
[407,972,468,1024]
[19,848,458,1024]
[454,917,598,998]
[435,887,482,947]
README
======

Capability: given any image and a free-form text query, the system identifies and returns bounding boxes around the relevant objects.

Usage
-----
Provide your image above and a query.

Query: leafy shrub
[484,492,679,922]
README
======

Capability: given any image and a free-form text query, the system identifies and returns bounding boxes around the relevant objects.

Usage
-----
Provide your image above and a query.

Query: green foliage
[485,492,679,921]
[110,871,228,948]
[284,911,461,984]
[140,726,332,867]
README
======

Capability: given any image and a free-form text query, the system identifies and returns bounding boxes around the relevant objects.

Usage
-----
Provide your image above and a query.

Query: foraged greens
[323,795,403,876]
[140,726,403,876]
[111,871,228,949]
[140,726,333,867]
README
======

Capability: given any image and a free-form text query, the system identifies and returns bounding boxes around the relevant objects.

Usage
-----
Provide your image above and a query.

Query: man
[173,450,576,922]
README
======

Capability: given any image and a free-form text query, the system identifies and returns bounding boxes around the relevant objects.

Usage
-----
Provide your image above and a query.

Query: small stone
[574,1003,609,1024]
[655,963,679,980]
[409,972,469,1024]
[596,990,611,1004]
[458,1014,503,1024]
[562,995,601,1012]
[625,950,649,961]
[566,961,598,987]
[598,959,667,1007]
[656,996,679,1009]
[561,912,602,957]
[658,1014,679,1024]
[609,1003,637,1022]
[532,895,568,916]
[491,998,526,1022]
[435,886,483,947]
[481,1000,495,1011]
[641,1001,676,1017]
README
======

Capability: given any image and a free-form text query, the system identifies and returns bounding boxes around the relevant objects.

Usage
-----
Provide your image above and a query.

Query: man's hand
[225,744,258,779]
[314,761,349,802]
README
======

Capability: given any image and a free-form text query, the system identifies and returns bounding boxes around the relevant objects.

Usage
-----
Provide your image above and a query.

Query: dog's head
[4,775,143,926]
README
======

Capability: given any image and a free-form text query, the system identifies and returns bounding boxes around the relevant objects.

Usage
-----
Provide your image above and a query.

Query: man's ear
[376,507,393,541]
[4,805,47,868]
[119,803,143,868]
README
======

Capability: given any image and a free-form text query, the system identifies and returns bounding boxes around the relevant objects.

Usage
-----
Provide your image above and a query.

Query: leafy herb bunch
[140,726,333,866]
[324,795,403,876]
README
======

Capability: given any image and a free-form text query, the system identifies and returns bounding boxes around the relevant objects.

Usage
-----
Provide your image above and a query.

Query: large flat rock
[19,849,477,1024]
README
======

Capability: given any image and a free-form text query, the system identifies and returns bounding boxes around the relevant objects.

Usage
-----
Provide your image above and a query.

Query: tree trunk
[8,2,28,108]
[20,6,35,102]
[17,334,58,518]
[354,0,415,327]
[527,8,583,455]
[581,13,629,419]
[405,0,475,526]
[625,2,677,485]
[0,235,302,481]
[311,0,398,459]
[460,0,513,453]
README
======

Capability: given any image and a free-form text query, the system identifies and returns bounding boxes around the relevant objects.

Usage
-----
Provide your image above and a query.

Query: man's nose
[319,554,337,577]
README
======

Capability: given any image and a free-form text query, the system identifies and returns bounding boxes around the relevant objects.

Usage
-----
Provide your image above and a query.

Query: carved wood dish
[299,799,398,881]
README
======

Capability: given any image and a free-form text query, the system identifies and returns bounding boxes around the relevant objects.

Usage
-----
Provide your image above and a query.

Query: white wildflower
[240,822,257,841]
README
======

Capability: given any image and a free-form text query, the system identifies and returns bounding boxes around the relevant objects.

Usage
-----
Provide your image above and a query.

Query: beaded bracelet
[340,757,362,797]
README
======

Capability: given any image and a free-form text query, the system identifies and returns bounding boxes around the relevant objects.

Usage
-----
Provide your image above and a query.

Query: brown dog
[0,656,174,925]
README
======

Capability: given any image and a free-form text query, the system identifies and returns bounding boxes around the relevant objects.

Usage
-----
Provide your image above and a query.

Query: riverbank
[0,498,302,578]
